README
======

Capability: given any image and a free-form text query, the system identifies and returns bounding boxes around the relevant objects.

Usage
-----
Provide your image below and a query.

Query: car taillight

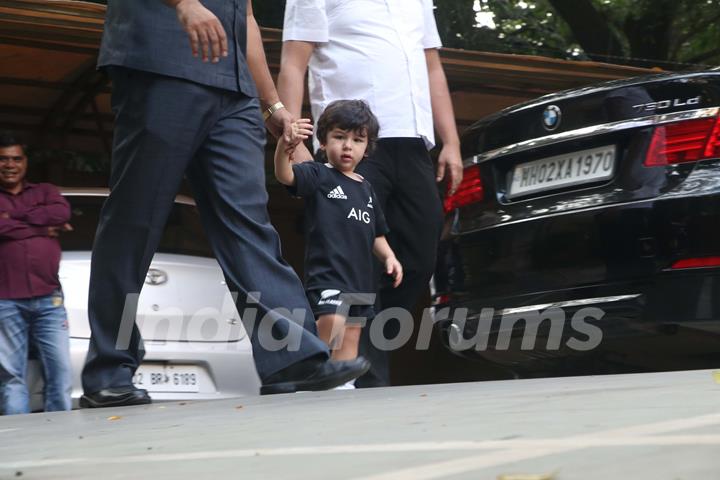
[671,257,720,269]
[645,115,720,166]
[443,165,484,213]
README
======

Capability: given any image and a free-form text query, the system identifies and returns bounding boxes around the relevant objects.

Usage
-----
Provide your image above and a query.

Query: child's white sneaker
[333,380,356,390]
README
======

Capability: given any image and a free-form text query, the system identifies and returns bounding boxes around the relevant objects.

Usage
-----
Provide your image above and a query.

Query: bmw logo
[542,105,562,131]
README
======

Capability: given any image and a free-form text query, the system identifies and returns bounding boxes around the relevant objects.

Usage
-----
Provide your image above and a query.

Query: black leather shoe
[260,356,371,395]
[79,387,152,408]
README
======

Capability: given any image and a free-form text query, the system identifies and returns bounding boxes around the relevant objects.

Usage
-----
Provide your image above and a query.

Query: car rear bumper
[434,191,720,375]
[29,337,259,411]
[434,268,720,374]
[442,189,720,298]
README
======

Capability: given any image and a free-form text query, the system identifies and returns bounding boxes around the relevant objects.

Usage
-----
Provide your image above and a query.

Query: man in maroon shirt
[0,132,73,414]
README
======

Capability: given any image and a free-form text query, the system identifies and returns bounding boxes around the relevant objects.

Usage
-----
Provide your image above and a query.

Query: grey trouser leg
[83,68,327,393]
[186,91,328,380]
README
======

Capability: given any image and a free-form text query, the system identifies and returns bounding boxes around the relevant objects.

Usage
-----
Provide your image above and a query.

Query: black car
[434,70,720,377]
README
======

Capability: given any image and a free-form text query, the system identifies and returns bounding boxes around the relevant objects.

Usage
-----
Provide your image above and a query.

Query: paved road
[1,369,719,479]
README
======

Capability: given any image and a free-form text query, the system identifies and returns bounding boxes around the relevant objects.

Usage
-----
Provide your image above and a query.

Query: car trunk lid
[450,72,720,233]
[60,253,247,342]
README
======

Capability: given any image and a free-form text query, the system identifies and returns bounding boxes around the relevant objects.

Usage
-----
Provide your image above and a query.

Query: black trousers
[354,138,443,387]
[81,68,328,393]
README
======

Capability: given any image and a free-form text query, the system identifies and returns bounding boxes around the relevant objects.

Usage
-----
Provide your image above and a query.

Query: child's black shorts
[306,288,376,322]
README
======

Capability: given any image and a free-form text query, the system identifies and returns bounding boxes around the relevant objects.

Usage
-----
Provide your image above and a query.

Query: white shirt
[283,0,442,150]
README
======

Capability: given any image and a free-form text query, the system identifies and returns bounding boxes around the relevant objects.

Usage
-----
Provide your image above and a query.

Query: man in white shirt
[279,0,463,387]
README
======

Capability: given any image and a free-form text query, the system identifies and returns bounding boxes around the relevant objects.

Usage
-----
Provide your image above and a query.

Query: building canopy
[0,0,655,155]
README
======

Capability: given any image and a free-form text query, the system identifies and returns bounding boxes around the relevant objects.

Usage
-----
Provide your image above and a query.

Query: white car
[28,188,260,411]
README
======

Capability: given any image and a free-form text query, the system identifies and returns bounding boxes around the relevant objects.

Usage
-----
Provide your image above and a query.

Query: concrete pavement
[1,368,718,479]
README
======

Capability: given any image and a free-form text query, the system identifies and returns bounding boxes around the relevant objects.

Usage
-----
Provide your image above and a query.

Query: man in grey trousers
[80,0,369,408]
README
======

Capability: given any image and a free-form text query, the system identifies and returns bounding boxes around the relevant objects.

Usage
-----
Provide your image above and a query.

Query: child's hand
[385,256,403,288]
[289,118,313,146]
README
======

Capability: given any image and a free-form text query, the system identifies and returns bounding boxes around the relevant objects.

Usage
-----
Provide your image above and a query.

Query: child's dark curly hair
[316,99,380,154]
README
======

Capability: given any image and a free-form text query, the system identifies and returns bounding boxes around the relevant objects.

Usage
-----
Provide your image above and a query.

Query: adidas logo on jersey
[327,186,348,199]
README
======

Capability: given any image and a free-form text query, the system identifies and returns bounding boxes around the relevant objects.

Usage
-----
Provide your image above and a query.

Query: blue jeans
[0,290,72,414]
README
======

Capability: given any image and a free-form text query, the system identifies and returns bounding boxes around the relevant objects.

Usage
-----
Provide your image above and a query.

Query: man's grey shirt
[99,0,257,97]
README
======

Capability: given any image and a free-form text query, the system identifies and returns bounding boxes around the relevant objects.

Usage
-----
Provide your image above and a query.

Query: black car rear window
[60,195,214,258]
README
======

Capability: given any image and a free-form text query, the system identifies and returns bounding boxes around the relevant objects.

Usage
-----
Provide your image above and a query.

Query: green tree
[87,0,720,69]
[438,0,720,69]
[434,0,575,58]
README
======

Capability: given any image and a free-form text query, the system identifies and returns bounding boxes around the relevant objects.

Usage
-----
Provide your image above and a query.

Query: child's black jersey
[290,161,389,293]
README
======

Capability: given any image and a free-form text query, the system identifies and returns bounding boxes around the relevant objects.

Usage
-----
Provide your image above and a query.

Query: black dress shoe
[260,356,371,395]
[79,387,152,408]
